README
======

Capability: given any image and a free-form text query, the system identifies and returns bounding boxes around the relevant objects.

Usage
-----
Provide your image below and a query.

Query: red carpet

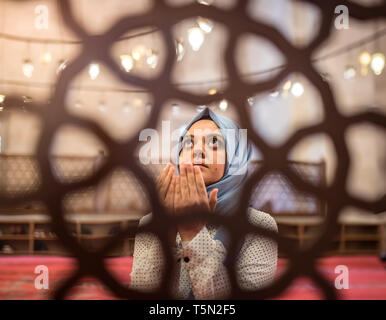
[0,255,385,300]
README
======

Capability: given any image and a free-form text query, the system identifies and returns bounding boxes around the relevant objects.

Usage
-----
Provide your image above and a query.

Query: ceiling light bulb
[146,50,158,69]
[41,52,52,64]
[134,98,143,108]
[359,52,371,76]
[219,99,228,111]
[22,59,34,78]
[175,39,185,62]
[188,27,205,51]
[120,54,134,72]
[208,88,217,95]
[197,17,213,33]
[344,65,356,80]
[282,80,292,91]
[371,53,385,75]
[0,94,5,103]
[132,45,147,61]
[89,63,100,80]
[291,82,304,97]
[197,0,213,5]
[359,51,371,66]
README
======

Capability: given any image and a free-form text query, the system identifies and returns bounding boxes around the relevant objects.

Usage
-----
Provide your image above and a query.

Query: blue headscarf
[176,107,252,216]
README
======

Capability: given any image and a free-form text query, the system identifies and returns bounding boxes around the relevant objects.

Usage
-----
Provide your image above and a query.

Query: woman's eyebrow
[183,134,194,140]
[205,133,225,142]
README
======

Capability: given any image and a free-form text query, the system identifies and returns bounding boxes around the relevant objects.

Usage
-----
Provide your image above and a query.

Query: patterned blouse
[129,207,278,299]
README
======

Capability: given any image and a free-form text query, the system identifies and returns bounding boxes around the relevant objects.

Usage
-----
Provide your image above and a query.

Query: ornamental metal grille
[0,0,385,300]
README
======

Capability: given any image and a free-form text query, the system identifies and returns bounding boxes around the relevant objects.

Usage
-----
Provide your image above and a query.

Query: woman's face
[179,119,226,185]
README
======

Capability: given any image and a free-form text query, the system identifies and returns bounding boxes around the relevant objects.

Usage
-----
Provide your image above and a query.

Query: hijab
[176,108,252,299]
[176,107,252,216]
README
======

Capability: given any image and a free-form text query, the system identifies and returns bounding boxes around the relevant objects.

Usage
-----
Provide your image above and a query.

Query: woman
[130,108,278,299]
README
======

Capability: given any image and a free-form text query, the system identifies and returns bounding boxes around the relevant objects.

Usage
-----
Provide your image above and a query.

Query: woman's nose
[193,149,204,161]
[193,142,205,162]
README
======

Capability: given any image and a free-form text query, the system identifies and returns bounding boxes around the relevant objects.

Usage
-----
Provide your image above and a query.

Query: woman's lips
[193,164,208,169]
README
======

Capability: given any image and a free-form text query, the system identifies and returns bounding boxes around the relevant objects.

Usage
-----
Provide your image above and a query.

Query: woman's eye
[208,136,219,148]
[183,139,193,148]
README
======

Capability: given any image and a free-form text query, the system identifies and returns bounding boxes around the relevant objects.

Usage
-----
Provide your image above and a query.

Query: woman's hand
[174,163,218,241]
[156,162,175,213]
[157,163,178,247]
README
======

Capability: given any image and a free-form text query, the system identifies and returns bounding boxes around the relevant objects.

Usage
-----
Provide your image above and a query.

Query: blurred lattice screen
[0,154,325,215]
[0,0,384,300]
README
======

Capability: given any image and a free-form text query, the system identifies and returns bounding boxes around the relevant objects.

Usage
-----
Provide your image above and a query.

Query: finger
[156,163,171,186]
[194,166,207,200]
[209,188,218,212]
[165,176,176,213]
[186,163,198,197]
[159,165,174,199]
[174,176,182,212]
[179,164,190,198]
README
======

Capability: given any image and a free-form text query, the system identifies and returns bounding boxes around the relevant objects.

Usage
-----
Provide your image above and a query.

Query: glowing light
[89,63,100,80]
[208,88,217,95]
[132,45,147,61]
[22,59,34,78]
[359,51,372,65]
[291,82,304,97]
[188,27,204,51]
[134,98,143,108]
[197,0,213,5]
[344,65,356,80]
[41,52,52,64]
[197,17,213,33]
[269,90,279,98]
[0,94,5,103]
[247,96,255,106]
[146,50,159,69]
[219,99,228,111]
[359,51,371,76]
[175,39,185,62]
[120,54,134,72]
[282,80,292,91]
[371,53,385,75]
